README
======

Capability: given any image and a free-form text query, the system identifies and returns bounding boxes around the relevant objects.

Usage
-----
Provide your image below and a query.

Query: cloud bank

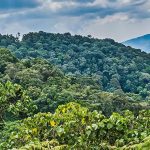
[0,0,150,41]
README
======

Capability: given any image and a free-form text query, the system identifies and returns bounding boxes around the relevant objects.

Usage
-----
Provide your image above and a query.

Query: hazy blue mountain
[123,34,150,53]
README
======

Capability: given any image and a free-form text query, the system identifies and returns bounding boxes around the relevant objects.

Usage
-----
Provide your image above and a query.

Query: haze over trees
[123,34,150,53]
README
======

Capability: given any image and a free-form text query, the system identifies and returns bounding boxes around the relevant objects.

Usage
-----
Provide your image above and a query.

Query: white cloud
[78,14,150,42]
[99,13,130,24]
[0,0,150,41]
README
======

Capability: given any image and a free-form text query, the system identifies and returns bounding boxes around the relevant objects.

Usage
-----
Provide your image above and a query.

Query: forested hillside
[0,32,150,98]
[0,32,150,149]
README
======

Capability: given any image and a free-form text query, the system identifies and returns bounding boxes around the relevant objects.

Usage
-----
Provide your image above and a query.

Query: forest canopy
[0,32,150,97]
[0,32,150,149]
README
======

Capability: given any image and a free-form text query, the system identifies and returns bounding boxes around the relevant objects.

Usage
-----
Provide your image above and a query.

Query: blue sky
[0,0,150,41]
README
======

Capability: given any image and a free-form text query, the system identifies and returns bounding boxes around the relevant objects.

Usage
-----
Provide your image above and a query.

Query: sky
[0,0,150,42]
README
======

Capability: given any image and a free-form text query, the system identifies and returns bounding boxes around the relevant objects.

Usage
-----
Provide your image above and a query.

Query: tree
[0,81,36,128]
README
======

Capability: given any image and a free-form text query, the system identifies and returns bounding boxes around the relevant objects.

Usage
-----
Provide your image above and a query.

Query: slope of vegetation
[0,31,150,149]
[0,48,149,117]
[0,32,150,98]
[0,102,150,149]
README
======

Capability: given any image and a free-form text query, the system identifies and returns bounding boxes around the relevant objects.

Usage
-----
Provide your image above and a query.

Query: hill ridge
[123,34,150,53]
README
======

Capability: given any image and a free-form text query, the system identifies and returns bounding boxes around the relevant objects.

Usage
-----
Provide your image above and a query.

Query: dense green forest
[0,32,150,96]
[0,32,150,149]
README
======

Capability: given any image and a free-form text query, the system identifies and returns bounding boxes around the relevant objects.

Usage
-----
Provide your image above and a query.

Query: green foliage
[0,48,17,73]
[0,81,36,127]
[1,32,150,96]
[0,103,150,149]
[0,33,150,150]
[123,136,150,150]
[0,48,149,117]
[17,140,68,150]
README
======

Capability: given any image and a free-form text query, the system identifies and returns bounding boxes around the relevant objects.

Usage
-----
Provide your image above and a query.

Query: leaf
[56,126,64,134]
[50,120,56,127]
[99,122,105,128]
[86,130,91,136]
[107,123,113,129]
[92,124,98,130]
[81,118,85,124]
[32,128,38,134]
[62,108,66,113]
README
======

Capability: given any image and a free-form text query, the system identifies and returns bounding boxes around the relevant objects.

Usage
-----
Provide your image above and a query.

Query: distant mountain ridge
[123,34,150,53]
